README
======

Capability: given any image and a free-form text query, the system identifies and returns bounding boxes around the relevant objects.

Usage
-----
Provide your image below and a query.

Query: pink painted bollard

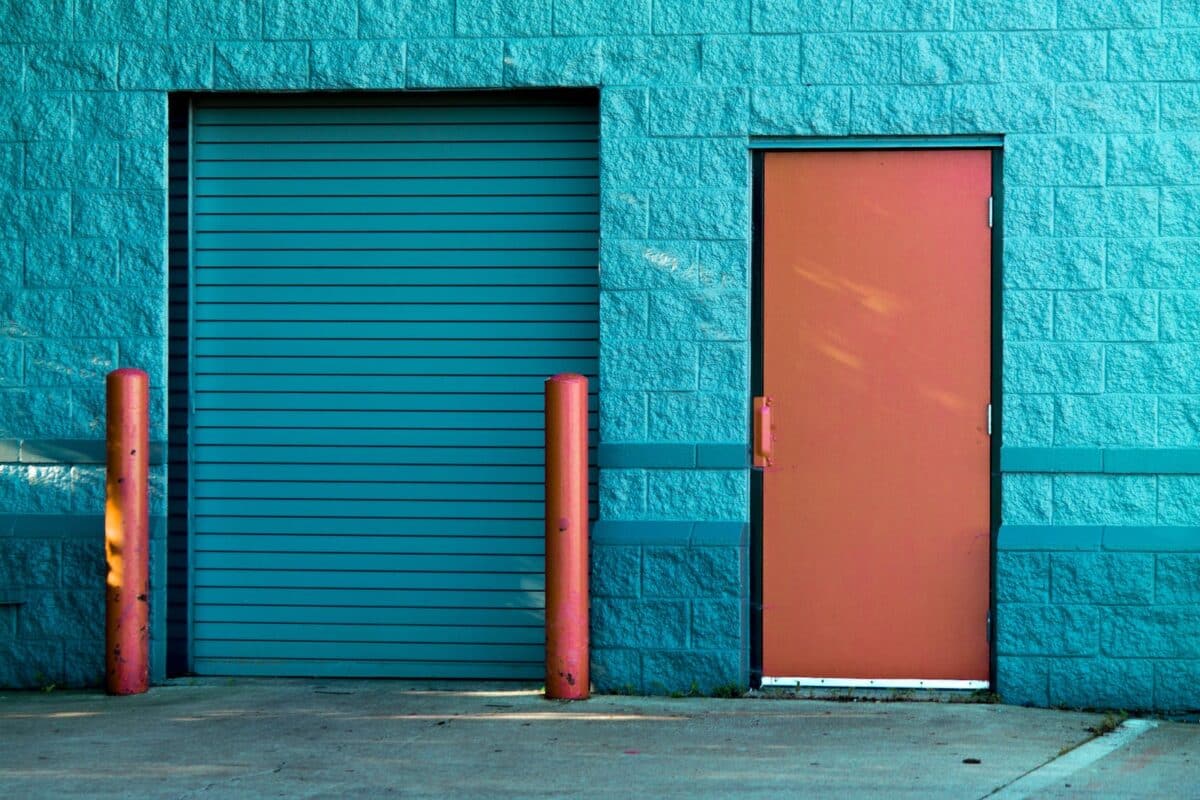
[544,373,589,700]
[105,368,150,695]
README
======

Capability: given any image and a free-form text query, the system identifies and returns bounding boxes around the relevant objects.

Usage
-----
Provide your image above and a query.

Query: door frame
[748,137,1005,690]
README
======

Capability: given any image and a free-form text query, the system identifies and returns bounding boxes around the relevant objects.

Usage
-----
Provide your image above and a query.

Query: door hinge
[986,611,992,643]
[988,196,993,228]
[986,403,993,436]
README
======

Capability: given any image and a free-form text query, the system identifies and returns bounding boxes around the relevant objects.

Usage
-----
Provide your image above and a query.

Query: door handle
[753,396,773,468]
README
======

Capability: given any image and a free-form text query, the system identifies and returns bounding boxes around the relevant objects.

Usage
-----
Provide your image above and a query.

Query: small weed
[710,683,746,699]
[1087,711,1129,736]
[890,688,916,702]
[609,683,638,696]
[945,689,1001,704]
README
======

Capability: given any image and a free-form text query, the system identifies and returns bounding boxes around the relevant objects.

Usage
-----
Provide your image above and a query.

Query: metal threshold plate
[761,677,990,690]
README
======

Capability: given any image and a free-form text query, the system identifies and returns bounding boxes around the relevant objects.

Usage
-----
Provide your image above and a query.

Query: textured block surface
[0,0,1195,710]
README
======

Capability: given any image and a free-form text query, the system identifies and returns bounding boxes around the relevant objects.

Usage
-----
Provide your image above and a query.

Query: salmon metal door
[760,149,992,686]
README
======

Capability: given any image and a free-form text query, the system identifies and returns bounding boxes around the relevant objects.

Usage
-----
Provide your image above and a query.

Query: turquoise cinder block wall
[1,0,1199,709]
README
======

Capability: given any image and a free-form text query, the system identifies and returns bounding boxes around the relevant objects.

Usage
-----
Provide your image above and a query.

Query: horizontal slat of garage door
[190,93,598,679]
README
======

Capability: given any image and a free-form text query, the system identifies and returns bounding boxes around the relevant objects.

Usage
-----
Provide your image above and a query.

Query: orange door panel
[760,149,992,683]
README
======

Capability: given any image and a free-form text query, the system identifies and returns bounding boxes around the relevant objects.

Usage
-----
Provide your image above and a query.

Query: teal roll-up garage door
[188,93,598,678]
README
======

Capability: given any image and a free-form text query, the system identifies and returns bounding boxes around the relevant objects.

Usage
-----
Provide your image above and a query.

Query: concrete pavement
[0,680,1190,798]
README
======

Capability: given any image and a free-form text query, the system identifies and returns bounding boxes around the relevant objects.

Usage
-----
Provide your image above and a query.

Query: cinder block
[643,545,741,598]
[1003,187,1054,237]
[264,0,356,38]
[1059,0,1158,28]
[646,469,747,521]
[603,36,701,85]
[1109,240,1200,289]
[407,39,505,88]
[1003,395,1054,447]
[1002,291,1051,341]
[997,655,1049,706]
[1053,394,1156,447]
[591,597,688,648]
[599,468,647,517]
[1107,344,1200,394]
[1054,292,1157,343]
[600,290,649,340]
[1163,188,1200,237]
[74,0,165,39]
[996,603,1099,656]
[1007,135,1104,187]
[642,649,741,694]
[653,0,749,34]
[852,85,954,135]
[1002,474,1053,525]
[649,88,749,137]
[953,84,1055,134]
[1154,660,1200,712]
[555,0,650,35]
[1049,657,1154,710]
[955,0,1055,30]
[750,87,849,136]
[1051,553,1154,605]
[1159,397,1200,446]
[311,41,406,88]
[997,552,1050,603]
[590,646,643,692]
[803,34,901,85]
[602,138,700,189]
[1110,31,1200,81]
[648,189,749,239]
[119,43,212,90]
[699,139,751,188]
[0,638,64,688]
[591,545,641,598]
[1002,33,1105,83]
[455,0,552,36]
[1053,475,1156,526]
[601,190,649,239]
[1158,478,1200,525]
[63,638,103,687]
[648,390,746,443]
[214,42,309,89]
[1102,606,1200,658]
[652,291,744,340]
[692,598,742,649]
[503,38,602,86]
[751,0,849,33]
[1056,83,1158,134]
[601,340,698,391]
[358,0,451,37]
[600,391,649,440]
[701,35,803,85]
[0,94,72,142]
[600,239,698,290]
[0,465,74,515]
[1155,555,1200,604]
[601,88,649,138]
[1056,188,1158,238]
[902,33,1003,83]
[168,0,262,38]
[1003,343,1103,394]
[0,539,57,589]
[72,191,163,240]
[74,93,166,141]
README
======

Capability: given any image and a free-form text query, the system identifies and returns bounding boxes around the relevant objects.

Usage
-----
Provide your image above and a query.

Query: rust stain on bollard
[106,368,150,695]
[544,373,589,700]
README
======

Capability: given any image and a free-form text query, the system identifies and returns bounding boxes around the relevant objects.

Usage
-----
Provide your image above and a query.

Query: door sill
[761,677,989,690]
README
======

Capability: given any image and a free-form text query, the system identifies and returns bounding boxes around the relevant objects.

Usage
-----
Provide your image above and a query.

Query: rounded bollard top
[108,368,149,380]
[546,372,588,385]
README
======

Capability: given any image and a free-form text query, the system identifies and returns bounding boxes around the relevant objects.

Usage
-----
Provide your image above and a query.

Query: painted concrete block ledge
[0,0,1198,711]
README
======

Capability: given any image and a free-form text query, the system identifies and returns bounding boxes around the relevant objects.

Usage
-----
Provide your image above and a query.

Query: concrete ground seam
[984,719,1160,800]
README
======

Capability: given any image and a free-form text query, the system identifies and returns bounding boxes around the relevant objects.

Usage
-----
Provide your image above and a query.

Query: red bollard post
[105,368,150,695]
[544,373,589,700]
